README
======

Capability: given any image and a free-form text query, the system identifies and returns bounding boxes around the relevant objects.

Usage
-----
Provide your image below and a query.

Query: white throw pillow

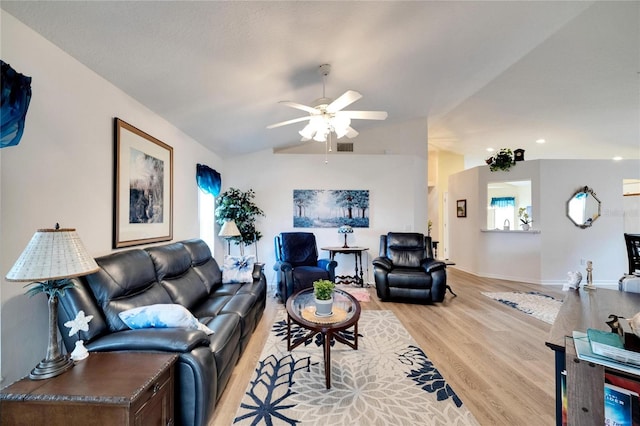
[222,254,256,283]
[118,304,214,335]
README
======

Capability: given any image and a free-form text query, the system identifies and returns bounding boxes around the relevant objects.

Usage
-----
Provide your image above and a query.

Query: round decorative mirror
[567,186,601,228]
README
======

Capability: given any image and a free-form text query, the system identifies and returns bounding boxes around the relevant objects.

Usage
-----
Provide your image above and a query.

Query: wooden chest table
[0,352,177,426]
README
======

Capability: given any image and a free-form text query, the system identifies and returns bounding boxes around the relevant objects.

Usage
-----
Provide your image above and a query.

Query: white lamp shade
[6,228,99,282]
[219,220,241,238]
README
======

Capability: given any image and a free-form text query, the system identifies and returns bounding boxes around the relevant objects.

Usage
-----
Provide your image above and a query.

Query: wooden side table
[0,352,177,426]
[321,246,369,286]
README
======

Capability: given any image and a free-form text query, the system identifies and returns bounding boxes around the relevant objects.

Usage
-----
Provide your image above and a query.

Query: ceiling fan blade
[345,126,359,139]
[266,116,311,129]
[326,90,362,113]
[338,110,388,120]
[279,101,319,114]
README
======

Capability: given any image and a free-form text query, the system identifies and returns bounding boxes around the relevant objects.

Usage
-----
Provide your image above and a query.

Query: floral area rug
[482,291,563,325]
[233,310,479,426]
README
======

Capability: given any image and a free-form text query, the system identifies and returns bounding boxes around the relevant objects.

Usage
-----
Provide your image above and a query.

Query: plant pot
[315,297,333,317]
[521,223,530,231]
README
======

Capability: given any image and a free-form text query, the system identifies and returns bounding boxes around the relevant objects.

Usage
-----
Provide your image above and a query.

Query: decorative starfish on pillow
[64,310,93,337]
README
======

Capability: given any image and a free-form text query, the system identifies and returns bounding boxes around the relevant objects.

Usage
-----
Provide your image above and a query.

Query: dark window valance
[1,61,32,149]
[196,164,221,196]
[490,197,515,208]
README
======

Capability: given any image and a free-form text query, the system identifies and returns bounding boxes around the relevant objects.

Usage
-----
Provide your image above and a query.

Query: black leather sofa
[372,232,447,303]
[57,239,266,426]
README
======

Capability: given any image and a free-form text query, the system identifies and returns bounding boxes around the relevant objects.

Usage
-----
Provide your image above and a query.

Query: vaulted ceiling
[2,1,638,165]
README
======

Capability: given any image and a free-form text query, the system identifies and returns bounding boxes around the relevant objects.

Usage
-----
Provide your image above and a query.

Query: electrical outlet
[580,258,586,266]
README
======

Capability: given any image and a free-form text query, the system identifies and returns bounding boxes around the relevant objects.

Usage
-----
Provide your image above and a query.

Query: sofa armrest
[372,257,393,271]
[273,260,293,272]
[422,259,446,273]
[317,258,337,271]
[86,328,210,353]
[252,262,265,280]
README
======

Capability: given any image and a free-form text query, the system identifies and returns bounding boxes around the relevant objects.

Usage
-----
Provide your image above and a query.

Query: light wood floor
[210,268,564,425]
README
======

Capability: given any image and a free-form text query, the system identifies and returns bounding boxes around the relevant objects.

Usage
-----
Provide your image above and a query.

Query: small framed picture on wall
[457,199,467,218]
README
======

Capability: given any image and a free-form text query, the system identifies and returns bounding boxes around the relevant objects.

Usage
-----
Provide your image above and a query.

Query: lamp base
[342,234,349,249]
[29,354,74,380]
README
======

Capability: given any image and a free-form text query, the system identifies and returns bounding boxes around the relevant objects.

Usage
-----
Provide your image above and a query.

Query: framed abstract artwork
[113,118,173,248]
[457,199,467,218]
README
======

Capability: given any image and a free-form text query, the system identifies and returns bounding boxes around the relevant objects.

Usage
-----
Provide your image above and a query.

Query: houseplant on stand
[215,187,265,255]
[313,279,335,317]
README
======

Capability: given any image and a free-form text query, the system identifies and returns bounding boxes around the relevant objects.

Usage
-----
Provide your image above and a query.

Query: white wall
[223,150,428,287]
[0,11,223,385]
[448,159,640,285]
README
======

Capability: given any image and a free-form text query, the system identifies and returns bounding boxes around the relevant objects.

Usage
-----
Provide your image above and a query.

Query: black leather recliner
[373,232,450,303]
[273,232,337,302]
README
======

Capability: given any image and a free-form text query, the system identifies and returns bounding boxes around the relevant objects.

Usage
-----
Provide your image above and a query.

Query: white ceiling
[2,1,638,164]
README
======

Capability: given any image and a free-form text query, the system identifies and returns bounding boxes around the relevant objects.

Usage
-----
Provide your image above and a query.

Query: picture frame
[292,189,370,228]
[113,118,173,248]
[457,199,467,218]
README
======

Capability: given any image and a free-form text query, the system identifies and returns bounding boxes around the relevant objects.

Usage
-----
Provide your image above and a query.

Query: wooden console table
[0,352,176,426]
[321,246,368,286]
[546,288,640,426]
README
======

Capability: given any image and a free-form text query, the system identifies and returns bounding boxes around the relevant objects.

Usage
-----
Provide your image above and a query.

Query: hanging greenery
[215,188,265,247]
[486,148,514,172]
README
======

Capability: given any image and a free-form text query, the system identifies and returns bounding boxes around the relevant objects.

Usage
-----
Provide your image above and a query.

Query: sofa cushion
[146,243,209,309]
[386,232,426,268]
[280,232,318,267]
[119,304,214,335]
[87,249,173,332]
[183,239,223,293]
[191,295,233,318]
[222,255,255,283]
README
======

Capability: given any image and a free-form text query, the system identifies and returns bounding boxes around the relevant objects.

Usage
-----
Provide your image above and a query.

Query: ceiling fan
[267,64,388,142]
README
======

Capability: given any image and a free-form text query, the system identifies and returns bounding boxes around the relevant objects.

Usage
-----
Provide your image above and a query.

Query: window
[198,189,215,252]
[490,197,515,230]
[487,180,531,230]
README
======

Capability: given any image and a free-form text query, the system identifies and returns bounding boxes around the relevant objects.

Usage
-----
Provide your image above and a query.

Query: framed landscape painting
[113,118,173,248]
[293,189,369,228]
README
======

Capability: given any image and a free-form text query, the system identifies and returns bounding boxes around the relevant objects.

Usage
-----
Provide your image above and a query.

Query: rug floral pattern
[234,310,479,426]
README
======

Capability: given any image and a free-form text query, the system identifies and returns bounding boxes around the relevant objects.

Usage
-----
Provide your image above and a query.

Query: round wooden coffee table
[285,287,361,389]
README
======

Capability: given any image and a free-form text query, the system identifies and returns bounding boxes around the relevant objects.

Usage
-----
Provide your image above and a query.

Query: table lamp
[5,224,99,380]
[219,219,242,255]
[338,225,353,248]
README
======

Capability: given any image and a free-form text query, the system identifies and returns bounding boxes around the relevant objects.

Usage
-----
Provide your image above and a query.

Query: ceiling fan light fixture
[332,115,351,139]
[313,131,327,142]
[267,63,387,148]
[299,123,316,140]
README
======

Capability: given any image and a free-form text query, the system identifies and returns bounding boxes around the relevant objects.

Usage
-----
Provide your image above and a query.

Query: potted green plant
[215,187,265,253]
[313,279,335,316]
[486,148,514,172]
[518,207,532,231]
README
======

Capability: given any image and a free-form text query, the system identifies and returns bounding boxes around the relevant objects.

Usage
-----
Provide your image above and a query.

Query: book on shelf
[606,373,640,426]
[587,328,640,367]
[572,331,640,376]
[605,383,636,426]
[561,370,567,426]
